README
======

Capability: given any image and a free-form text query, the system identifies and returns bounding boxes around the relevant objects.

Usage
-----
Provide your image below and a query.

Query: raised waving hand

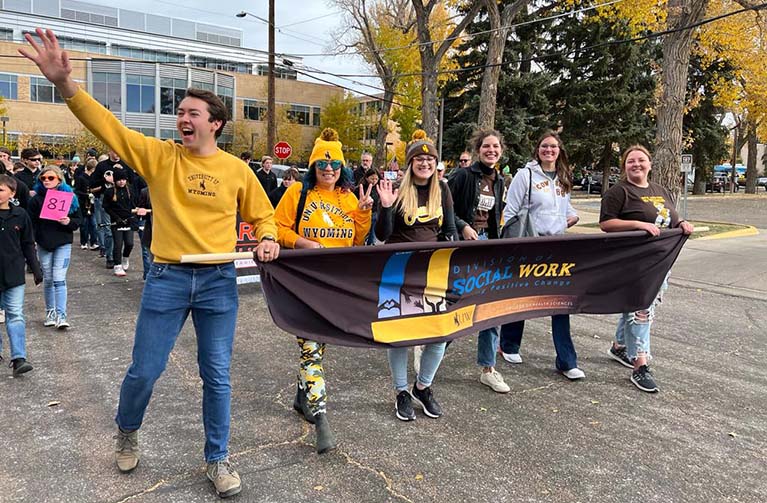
[376,179,398,209]
[18,28,78,98]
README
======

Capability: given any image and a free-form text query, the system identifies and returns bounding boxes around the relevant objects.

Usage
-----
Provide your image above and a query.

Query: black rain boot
[314,412,336,454]
[293,383,316,424]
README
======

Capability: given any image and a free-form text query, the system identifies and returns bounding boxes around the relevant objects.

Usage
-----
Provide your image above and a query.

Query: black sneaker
[631,365,659,393]
[395,390,416,421]
[106,260,115,269]
[609,345,633,368]
[411,384,443,418]
[11,358,33,376]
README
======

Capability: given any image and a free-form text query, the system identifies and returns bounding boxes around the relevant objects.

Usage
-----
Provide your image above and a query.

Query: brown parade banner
[256,230,687,348]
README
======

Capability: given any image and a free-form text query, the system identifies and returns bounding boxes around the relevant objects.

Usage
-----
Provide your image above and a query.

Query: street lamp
[237,5,275,159]
[0,116,8,146]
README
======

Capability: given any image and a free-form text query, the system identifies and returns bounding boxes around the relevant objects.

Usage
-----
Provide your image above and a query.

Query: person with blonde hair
[27,165,81,329]
[375,130,457,421]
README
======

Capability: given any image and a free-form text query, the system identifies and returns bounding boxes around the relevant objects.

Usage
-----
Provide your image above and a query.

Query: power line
[270,0,625,58]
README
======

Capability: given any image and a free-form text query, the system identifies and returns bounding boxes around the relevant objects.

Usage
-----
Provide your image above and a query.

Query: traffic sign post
[680,154,693,220]
[273,141,292,160]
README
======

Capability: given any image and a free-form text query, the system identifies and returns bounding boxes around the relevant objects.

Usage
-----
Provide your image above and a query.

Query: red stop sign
[273,141,292,160]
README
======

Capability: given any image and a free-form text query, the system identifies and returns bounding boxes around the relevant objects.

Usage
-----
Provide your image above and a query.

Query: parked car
[583,173,618,194]
[757,176,767,188]
[706,175,727,193]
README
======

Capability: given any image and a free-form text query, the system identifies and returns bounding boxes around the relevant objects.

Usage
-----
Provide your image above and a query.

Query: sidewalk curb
[670,277,767,302]
[694,221,759,240]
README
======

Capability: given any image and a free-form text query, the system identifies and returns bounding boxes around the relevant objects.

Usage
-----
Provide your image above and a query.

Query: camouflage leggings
[297,338,326,416]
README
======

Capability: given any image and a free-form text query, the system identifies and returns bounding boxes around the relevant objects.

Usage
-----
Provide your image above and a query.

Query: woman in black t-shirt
[375,130,458,422]
[599,145,694,393]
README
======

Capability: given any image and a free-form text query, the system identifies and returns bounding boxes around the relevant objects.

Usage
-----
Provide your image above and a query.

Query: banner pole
[180,252,255,263]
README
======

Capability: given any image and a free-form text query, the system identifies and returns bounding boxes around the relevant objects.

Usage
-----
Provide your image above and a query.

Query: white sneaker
[562,368,586,380]
[80,244,88,249]
[501,352,523,364]
[44,309,57,327]
[0,309,5,324]
[114,265,127,277]
[121,257,130,270]
[479,369,510,393]
[413,345,423,376]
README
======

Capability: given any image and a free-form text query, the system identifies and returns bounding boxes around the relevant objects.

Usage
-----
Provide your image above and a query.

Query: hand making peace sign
[357,183,375,211]
[376,179,399,209]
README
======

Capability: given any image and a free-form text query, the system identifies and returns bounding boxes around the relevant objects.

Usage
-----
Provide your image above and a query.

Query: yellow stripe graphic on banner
[371,305,476,343]
[424,248,455,298]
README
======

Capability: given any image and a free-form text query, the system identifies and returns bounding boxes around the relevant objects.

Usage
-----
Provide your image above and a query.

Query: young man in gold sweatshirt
[21,28,280,499]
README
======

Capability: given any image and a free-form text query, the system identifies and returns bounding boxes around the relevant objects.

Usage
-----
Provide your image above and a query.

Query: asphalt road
[1,198,765,503]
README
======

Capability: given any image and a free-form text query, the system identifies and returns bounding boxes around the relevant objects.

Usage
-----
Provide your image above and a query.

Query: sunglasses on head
[315,159,343,170]
[39,175,58,182]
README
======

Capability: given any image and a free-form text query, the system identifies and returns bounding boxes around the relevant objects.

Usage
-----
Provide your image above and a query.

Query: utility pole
[267,0,276,159]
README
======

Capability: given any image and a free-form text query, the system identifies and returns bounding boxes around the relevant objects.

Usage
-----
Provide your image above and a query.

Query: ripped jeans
[614,275,669,362]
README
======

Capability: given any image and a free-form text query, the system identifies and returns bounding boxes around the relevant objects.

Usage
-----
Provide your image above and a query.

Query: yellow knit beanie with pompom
[309,128,345,167]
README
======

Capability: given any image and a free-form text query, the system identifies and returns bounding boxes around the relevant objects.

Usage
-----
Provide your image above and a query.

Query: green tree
[544,4,657,193]
[320,92,365,161]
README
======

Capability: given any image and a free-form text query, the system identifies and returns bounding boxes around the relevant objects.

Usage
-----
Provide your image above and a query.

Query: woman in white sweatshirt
[499,131,584,380]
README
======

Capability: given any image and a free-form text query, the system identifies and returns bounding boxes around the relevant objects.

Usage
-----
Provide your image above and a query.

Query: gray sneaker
[114,428,140,473]
[207,458,242,498]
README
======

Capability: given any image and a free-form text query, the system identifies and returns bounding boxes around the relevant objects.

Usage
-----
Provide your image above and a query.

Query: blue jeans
[94,196,113,260]
[115,262,239,462]
[388,342,447,391]
[137,225,152,280]
[38,244,72,317]
[500,316,578,371]
[80,213,97,246]
[365,213,378,245]
[477,327,499,367]
[615,276,669,362]
[0,285,26,360]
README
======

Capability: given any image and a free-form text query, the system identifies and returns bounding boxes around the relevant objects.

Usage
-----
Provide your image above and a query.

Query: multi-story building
[0,0,342,160]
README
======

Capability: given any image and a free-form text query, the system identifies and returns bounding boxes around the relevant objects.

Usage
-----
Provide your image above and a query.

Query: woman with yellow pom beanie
[273,127,374,453]
[375,130,458,422]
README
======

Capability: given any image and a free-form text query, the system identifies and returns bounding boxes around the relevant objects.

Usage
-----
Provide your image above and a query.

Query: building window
[160,128,182,143]
[312,106,321,127]
[92,72,121,110]
[126,75,155,113]
[0,74,18,100]
[0,29,13,41]
[130,127,156,137]
[114,46,184,63]
[189,56,250,74]
[191,81,214,92]
[160,77,187,115]
[217,86,233,118]
[30,77,65,104]
[243,99,266,121]
[256,65,297,80]
[287,104,310,125]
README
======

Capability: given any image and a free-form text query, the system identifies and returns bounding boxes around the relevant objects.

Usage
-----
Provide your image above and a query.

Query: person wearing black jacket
[0,153,30,210]
[27,166,81,330]
[74,158,98,250]
[15,148,44,198]
[447,129,509,394]
[256,155,278,194]
[0,174,43,375]
[93,151,135,267]
[136,186,152,280]
[103,169,136,277]
[268,166,299,208]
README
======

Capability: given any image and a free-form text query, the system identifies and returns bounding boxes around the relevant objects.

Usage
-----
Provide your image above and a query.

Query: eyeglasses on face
[28,157,44,162]
[539,144,560,150]
[39,175,58,182]
[459,158,471,163]
[413,156,435,164]
[315,159,343,170]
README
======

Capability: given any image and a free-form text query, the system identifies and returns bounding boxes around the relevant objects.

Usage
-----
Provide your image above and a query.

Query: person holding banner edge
[499,132,584,380]
[375,130,458,421]
[19,28,279,499]
[27,165,81,330]
[599,145,693,393]
[447,130,509,393]
[274,127,373,453]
